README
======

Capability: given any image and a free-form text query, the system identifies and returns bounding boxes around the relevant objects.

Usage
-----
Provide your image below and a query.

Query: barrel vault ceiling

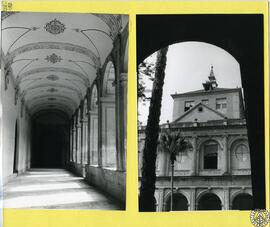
[1,12,128,117]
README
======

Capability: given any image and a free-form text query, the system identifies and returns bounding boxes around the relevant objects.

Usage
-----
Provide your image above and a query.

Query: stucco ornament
[47,75,59,81]
[45,53,62,64]
[44,19,66,35]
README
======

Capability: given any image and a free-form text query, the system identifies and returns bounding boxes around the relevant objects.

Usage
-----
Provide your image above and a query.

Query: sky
[138,41,242,125]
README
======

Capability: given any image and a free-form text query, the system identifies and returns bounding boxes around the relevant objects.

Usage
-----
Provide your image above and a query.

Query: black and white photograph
[1,12,128,210]
[137,15,265,212]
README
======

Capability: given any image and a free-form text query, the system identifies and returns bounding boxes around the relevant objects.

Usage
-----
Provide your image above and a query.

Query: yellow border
[2,1,269,227]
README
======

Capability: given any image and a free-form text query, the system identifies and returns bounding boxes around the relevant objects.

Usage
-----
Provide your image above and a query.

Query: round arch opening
[197,193,222,210]
[232,193,253,210]
[165,193,189,211]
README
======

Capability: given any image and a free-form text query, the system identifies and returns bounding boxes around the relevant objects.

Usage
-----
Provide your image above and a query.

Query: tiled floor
[4,169,123,210]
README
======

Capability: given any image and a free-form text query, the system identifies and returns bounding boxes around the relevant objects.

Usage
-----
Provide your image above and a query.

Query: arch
[102,61,116,96]
[174,140,193,171]
[230,139,250,171]
[197,192,222,210]
[32,109,70,122]
[199,139,221,170]
[101,60,116,168]
[232,193,253,210]
[29,95,78,109]
[22,83,83,100]
[31,111,69,168]
[136,14,265,207]
[30,103,74,116]
[164,192,189,211]
[15,67,90,86]
[6,42,100,67]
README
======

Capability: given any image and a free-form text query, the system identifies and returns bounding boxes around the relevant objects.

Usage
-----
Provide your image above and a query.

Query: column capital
[120,73,128,82]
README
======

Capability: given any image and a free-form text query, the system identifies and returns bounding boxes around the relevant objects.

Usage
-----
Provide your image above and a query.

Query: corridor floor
[3,169,123,210]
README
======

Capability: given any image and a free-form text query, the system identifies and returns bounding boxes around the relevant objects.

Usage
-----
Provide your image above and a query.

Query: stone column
[223,188,230,210]
[158,189,165,212]
[87,112,91,165]
[190,137,197,176]
[97,69,103,168]
[221,136,228,174]
[189,188,196,211]
[70,124,73,162]
[73,124,77,163]
[117,72,127,171]
[76,122,81,163]
[75,123,78,163]
[81,119,88,164]
[80,120,84,164]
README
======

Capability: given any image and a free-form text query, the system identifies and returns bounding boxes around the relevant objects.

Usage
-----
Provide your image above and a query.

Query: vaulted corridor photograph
[1,12,128,210]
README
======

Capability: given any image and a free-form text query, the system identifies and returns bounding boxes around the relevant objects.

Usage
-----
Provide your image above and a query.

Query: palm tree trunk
[170,160,174,211]
[139,46,169,211]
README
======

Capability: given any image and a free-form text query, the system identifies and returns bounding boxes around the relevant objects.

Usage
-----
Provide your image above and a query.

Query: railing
[138,119,247,131]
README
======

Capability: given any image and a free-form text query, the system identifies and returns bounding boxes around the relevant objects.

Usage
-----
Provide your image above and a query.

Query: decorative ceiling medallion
[47,75,59,81]
[45,53,62,64]
[44,19,66,35]
[47,88,58,93]
[48,98,56,101]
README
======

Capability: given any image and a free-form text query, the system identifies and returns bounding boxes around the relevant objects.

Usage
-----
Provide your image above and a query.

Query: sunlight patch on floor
[7,182,85,192]
[4,191,97,208]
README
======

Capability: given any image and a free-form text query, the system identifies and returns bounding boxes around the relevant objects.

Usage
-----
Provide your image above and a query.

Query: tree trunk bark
[139,46,169,211]
[170,160,174,211]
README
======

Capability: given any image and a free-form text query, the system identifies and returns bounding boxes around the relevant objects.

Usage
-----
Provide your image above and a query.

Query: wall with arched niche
[1,56,32,183]
[230,138,251,173]
[101,60,117,168]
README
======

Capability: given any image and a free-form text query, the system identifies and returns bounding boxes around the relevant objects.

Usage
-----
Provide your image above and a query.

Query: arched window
[197,193,222,210]
[200,141,219,170]
[232,193,253,210]
[165,193,189,211]
[231,140,250,170]
[174,142,192,171]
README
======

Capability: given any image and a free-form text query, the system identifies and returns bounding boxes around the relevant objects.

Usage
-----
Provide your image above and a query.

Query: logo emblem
[250,209,269,227]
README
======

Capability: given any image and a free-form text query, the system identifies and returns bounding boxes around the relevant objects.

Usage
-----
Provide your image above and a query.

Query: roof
[171,87,242,98]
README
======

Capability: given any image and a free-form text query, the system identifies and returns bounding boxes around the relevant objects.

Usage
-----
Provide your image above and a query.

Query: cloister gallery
[1,12,128,209]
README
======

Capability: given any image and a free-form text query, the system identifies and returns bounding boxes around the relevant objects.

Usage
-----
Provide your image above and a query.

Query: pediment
[173,103,226,123]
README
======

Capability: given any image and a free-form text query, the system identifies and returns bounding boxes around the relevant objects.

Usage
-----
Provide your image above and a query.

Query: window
[216,98,227,112]
[203,142,218,169]
[235,144,249,162]
[198,106,203,112]
[202,99,209,105]
[184,100,194,111]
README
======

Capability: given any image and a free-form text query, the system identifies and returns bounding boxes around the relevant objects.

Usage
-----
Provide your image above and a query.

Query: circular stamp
[250,209,270,227]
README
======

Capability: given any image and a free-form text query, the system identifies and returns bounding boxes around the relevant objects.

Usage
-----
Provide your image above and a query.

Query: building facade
[138,68,253,211]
